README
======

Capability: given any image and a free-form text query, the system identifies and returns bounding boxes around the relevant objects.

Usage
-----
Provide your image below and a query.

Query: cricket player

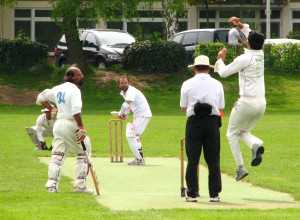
[214,31,266,181]
[26,106,57,150]
[228,16,251,47]
[117,76,152,166]
[36,66,93,193]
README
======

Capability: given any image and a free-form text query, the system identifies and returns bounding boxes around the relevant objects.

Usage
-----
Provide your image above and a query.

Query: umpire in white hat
[180,55,225,202]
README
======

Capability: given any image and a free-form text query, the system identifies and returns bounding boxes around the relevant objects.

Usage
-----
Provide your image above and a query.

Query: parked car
[264,38,300,45]
[54,29,136,68]
[170,28,229,62]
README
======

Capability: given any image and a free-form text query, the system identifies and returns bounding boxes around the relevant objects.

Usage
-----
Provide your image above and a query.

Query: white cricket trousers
[46,119,91,190]
[227,97,266,167]
[126,117,151,160]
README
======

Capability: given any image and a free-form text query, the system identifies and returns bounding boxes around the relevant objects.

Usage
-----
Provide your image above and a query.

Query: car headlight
[107,54,120,60]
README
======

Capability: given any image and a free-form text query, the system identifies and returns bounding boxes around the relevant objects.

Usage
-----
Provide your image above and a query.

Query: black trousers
[185,115,222,198]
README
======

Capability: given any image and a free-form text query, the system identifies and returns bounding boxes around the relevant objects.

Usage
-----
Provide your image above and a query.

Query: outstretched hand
[217,48,227,61]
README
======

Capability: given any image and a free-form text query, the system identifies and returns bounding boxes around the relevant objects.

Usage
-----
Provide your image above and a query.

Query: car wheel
[97,58,106,69]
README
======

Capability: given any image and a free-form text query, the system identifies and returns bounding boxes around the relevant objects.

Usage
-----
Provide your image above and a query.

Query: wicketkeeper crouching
[36,66,93,193]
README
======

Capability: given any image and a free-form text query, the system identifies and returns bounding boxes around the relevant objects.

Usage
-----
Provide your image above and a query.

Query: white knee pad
[74,153,88,189]
[46,152,64,189]
[126,123,136,138]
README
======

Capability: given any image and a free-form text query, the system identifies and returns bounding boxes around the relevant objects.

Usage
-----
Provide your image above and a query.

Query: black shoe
[251,145,264,166]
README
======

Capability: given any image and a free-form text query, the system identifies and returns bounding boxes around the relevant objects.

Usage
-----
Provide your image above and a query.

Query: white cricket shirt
[214,48,265,99]
[37,82,82,120]
[228,24,251,45]
[180,74,225,117]
[120,85,152,118]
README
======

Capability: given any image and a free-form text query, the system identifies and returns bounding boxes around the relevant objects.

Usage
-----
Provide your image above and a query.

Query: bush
[0,35,48,71]
[287,30,300,40]
[194,42,244,64]
[122,40,186,73]
[194,42,300,74]
[267,43,300,73]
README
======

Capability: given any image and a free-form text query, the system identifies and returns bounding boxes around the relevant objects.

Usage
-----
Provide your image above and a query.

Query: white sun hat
[188,55,214,68]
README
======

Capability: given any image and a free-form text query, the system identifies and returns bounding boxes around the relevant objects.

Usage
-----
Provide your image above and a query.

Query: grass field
[0,69,300,219]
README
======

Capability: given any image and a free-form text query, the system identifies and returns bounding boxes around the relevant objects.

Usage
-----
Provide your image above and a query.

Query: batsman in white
[36,66,93,193]
[117,76,152,166]
[26,105,57,150]
[214,31,266,181]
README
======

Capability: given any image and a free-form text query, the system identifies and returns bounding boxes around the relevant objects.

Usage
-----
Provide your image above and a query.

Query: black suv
[170,28,229,62]
[54,29,135,68]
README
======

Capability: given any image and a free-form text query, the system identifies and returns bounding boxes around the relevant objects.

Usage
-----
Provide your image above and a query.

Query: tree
[51,0,141,70]
[161,0,186,39]
[0,0,16,39]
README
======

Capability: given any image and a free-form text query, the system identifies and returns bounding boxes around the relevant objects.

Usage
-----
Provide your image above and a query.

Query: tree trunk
[162,0,179,40]
[62,12,87,71]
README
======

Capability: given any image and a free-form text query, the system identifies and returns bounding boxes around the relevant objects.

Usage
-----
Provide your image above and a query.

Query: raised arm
[214,48,248,78]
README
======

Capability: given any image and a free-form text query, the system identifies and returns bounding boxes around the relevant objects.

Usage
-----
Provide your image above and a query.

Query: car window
[84,33,98,49]
[197,31,213,44]
[182,32,198,46]
[172,34,183,43]
[214,30,228,43]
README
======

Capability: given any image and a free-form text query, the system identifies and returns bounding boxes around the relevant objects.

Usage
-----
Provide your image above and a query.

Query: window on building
[260,10,281,19]
[14,9,62,50]
[293,23,300,32]
[128,22,164,40]
[199,22,215,28]
[178,22,188,31]
[15,9,31,18]
[241,9,255,18]
[219,10,239,18]
[35,10,52,17]
[292,11,300,19]
[14,21,31,38]
[199,10,216,19]
[261,22,280,38]
[138,10,163,18]
[219,22,231,28]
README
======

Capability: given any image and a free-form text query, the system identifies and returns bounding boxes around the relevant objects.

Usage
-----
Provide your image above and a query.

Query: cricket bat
[81,141,101,196]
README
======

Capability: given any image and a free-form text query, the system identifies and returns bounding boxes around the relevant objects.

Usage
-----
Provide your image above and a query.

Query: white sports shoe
[209,196,220,202]
[127,158,145,166]
[74,187,94,194]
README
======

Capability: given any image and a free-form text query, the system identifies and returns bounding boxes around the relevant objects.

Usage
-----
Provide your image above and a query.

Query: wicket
[180,138,200,197]
[108,119,124,163]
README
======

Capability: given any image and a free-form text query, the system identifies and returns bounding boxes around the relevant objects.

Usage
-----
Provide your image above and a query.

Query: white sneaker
[127,158,145,166]
[74,187,94,194]
[186,196,197,202]
[209,196,220,202]
[47,187,57,193]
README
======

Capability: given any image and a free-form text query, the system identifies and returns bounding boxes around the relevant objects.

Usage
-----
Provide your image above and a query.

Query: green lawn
[0,69,300,219]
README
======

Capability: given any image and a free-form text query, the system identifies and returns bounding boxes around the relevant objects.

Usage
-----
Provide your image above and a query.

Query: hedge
[122,40,187,73]
[0,36,48,71]
[194,42,300,74]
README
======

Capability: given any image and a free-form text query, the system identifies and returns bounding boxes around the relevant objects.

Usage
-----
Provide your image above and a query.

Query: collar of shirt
[120,85,132,97]
[244,48,264,55]
[194,73,211,79]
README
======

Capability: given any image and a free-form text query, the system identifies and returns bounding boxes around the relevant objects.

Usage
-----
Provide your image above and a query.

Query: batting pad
[39,157,300,211]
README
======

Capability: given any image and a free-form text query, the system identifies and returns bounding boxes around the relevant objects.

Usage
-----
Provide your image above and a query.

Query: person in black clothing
[180,55,225,202]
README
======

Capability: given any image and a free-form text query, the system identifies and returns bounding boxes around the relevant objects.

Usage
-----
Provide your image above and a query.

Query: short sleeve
[36,89,55,105]
[218,84,225,109]
[71,88,82,115]
[180,83,188,108]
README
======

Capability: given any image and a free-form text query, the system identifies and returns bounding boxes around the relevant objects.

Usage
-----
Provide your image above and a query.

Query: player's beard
[78,79,84,87]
